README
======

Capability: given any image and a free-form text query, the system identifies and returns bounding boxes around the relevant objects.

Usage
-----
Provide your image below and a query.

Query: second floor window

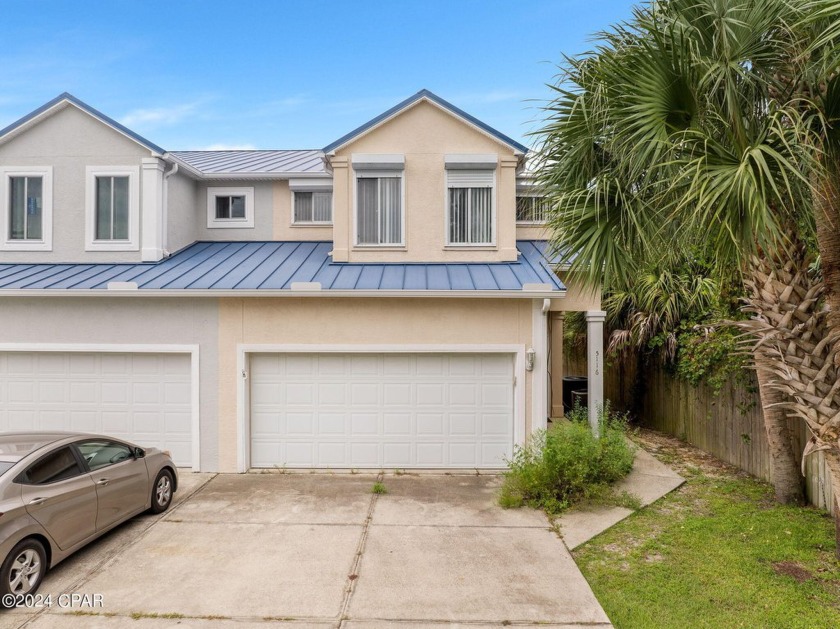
[447,170,494,245]
[293,191,332,223]
[215,195,246,220]
[206,187,254,229]
[95,176,130,240]
[357,175,402,245]
[516,196,549,223]
[9,176,43,241]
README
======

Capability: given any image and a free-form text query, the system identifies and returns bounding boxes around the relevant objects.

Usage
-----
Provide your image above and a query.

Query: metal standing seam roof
[169,150,327,176]
[0,241,565,294]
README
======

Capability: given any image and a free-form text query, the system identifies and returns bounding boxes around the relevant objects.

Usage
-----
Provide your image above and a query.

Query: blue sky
[0,1,635,151]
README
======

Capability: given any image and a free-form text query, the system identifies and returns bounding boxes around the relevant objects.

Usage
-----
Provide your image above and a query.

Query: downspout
[162,162,179,257]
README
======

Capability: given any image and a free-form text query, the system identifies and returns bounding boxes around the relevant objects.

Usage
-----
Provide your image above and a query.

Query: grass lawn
[573,429,840,629]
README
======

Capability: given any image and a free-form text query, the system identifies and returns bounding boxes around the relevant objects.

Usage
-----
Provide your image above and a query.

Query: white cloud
[120,102,200,127]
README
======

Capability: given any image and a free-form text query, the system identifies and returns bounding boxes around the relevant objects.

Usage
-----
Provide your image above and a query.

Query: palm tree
[535,0,840,508]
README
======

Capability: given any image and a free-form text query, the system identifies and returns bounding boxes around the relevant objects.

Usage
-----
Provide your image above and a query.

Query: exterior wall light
[525,347,536,371]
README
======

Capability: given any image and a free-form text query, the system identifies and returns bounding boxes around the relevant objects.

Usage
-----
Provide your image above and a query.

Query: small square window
[216,195,246,220]
[206,187,254,229]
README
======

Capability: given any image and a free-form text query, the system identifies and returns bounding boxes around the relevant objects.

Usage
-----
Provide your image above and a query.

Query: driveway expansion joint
[336,471,382,622]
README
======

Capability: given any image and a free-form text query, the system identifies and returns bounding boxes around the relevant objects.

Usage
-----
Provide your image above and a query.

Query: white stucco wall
[0,106,156,263]
[0,297,221,470]
[329,100,523,263]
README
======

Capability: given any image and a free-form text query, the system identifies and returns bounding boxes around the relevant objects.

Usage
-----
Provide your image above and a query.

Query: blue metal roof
[0,93,166,155]
[323,89,530,155]
[0,241,564,294]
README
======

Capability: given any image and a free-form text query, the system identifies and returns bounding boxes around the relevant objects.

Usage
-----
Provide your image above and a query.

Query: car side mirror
[133,447,146,459]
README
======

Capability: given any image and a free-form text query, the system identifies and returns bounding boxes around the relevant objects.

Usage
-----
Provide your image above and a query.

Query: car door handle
[95,479,109,486]
[28,497,47,505]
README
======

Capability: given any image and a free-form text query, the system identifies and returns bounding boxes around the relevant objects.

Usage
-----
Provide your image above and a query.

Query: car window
[75,440,134,471]
[22,447,84,484]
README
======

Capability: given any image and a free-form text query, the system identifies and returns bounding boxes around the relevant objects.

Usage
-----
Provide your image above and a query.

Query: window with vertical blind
[95,175,130,240]
[447,170,494,245]
[9,176,43,241]
[356,174,403,245]
[293,191,333,224]
[85,166,139,251]
[1,167,52,251]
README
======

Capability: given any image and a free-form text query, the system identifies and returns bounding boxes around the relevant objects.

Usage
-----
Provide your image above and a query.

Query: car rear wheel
[150,469,174,514]
[0,539,46,602]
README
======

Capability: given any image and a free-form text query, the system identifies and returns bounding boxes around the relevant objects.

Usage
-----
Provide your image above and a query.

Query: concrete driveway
[4,473,611,629]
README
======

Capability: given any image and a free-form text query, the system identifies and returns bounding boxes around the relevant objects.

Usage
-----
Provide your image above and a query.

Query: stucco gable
[0,93,164,156]
[324,89,528,156]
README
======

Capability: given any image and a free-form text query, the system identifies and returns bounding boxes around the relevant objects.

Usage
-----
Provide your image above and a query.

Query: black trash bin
[562,376,588,414]
[571,389,588,411]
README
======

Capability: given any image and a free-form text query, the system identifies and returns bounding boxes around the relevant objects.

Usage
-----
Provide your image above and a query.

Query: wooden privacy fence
[564,352,835,514]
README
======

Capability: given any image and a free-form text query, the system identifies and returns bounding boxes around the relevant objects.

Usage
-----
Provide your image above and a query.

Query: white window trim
[445,170,496,247]
[291,190,334,226]
[85,166,140,251]
[206,186,255,229]
[353,170,406,247]
[0,166,53,252]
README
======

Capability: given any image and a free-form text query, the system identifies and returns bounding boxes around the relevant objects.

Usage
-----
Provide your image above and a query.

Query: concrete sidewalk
[7,473,613,629]
[557,445,685,550]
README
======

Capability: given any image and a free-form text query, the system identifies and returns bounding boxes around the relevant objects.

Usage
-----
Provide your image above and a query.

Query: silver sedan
[0,432,178,601]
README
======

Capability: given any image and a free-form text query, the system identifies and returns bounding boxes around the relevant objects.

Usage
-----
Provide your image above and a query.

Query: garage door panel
[416,443,444,466]
[383,442,411,466]
[250,353,514,469]
[0,352,192,467]
[353,413,378,434]
[351,442,378,465]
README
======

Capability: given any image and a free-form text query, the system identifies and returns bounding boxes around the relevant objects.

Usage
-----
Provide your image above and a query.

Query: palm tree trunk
[822,450,840,560]
[813,174,840,333]
[755,356,804,505]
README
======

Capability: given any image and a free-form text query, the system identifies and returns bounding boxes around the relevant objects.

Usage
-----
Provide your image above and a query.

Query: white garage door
[0,352,192,467]
[249,353,514,469]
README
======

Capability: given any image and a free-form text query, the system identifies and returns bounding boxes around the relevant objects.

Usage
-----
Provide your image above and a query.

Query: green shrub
[499,405,636,514]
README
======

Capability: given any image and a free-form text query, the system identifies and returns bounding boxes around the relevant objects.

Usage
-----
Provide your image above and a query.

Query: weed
[499,403,635,514]
[372,481,388,494]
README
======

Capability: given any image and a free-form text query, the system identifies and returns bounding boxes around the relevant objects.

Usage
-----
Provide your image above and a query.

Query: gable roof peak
[0,92,166,155]
[323,89,528,155]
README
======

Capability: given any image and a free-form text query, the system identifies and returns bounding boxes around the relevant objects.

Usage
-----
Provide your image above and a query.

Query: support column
[531,299,549,432]
[141,157,165,262]
[585,310,606,437]
[550,312,565,417]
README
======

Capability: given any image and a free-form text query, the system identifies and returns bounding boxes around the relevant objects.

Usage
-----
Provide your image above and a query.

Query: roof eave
[0,289,566,299]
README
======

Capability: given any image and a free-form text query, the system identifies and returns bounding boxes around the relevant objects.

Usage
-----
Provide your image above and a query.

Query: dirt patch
[631,428,752,480]
[773,561,813,583]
